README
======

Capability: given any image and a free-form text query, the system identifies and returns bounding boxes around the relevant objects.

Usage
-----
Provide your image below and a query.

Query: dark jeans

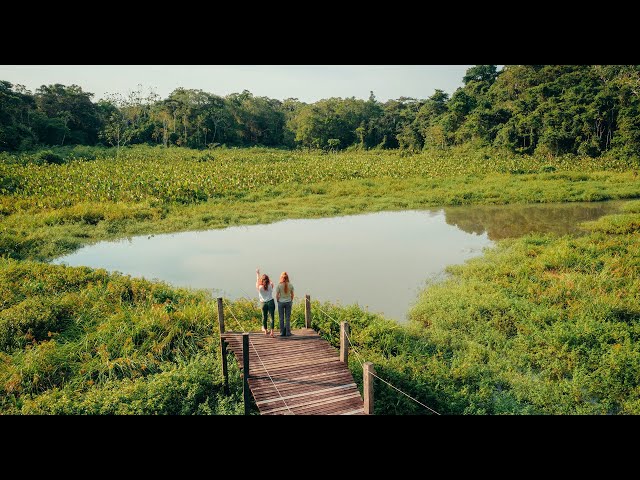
[261,299,275,330]
[278,301,292,336]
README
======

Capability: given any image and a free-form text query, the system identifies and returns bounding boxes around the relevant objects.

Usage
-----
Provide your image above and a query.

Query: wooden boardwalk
[221,328,365,415]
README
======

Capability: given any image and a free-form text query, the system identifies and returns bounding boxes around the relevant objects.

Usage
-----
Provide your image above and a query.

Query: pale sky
[0,65,474,103]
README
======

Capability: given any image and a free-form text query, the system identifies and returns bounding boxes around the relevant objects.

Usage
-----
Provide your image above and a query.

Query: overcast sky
[0,65,474,102]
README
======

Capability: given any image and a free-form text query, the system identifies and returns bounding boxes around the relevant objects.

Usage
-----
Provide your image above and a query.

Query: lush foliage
[0,81,104,151]
[2,144,638,208]
[3,200,639,415]
[2,145,640,262]
[3,66,640,158]
[0,255,419,415]
[1,141,639,414]
[403,203,640,414]
[283,201,640,415]
[280,200,638,415]
[0,259,246,414]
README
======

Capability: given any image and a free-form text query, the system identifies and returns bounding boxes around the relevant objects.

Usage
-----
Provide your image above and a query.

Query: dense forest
[2,65,640,157]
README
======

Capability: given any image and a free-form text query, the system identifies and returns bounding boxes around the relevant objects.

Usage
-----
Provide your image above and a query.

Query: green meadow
[1,146,639,414]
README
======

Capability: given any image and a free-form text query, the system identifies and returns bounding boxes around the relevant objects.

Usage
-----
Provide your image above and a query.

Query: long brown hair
[261,274,270,289]
[279,272,289,294]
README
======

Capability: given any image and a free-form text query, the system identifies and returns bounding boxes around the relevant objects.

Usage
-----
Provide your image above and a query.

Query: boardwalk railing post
[363,362,374,415]
[242,333,250,415]
[217,297,229,394]
[305,294,311,329]
[217,297,225,333]
[340,321,349,364]
[221,339,229,395]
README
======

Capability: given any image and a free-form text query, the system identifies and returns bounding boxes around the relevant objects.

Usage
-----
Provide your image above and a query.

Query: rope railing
[219,286,441,415]
[313,303,441,416]
[368,372,441,415]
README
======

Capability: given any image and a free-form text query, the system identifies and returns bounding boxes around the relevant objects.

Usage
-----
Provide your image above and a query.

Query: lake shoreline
[51,201,625,323]
[2,146,640,415]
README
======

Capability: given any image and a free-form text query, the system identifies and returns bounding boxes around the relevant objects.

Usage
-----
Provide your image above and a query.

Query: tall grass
[403,207,640,414]
[0,260,246,414]
[2,146,640,414]
[1,145,639,262]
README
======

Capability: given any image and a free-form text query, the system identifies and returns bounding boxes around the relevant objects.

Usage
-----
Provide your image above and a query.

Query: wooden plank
[255,367,348,380]
[252,375,353,387]
[243,356,340,371]
[255,383,357,406]
[222,329,319,340]
[297,398,366,415]
[249,372,355,392]
[222,327,364,415]
[253,377,358,400]
[251,367,351,380]
[250,379,356,399]
[252,380,356,397]
[340,408,365,415]
[253,388,356,404]
[240,346,339,360]
[264,394,364,416]
[295,397,364,412]
[224,343,329,354]
[250,373,355,392]
[224,329,318,338]
[232,334,326,345]
[261,391,362,415]
[251,368,351,384]
[241,354,341,370]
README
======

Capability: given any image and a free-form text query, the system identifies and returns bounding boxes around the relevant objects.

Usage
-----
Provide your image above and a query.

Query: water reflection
[444,201,623,240]
[52,201,621,322]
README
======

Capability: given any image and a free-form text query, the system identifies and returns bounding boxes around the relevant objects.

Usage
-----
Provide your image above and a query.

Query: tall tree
[0,81,36,150]
[34,84,101,145]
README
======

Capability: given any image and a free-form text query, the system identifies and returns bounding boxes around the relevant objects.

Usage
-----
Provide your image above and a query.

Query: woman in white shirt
[256,268,275,337]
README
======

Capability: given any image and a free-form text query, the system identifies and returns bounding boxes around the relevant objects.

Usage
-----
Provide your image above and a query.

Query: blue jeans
[278,301,292,336]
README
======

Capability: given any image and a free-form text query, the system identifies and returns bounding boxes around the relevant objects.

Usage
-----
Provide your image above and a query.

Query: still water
[53,201,621,322]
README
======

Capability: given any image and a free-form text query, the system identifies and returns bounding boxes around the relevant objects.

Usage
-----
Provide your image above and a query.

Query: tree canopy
[2,65,640,158]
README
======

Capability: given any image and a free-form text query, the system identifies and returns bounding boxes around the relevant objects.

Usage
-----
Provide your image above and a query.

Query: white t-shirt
[258,284,273,302]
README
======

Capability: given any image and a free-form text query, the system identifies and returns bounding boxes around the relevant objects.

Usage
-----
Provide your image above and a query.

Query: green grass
[1,145,640,261]
[0,259,252,414]
[1,145,640,414]
[404,212,640,414]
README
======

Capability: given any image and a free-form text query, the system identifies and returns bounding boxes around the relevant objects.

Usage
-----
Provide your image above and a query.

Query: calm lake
[53,201,622,322]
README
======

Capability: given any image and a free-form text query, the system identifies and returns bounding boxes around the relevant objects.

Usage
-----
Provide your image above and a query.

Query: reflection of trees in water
[444,202,621,240]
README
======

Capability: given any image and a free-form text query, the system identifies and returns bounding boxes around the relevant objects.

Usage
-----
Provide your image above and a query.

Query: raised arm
[256,268,261,289]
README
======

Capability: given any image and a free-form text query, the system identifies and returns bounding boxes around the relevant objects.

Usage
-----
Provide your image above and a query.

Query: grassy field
[1,145,639,414]
[2,145,639,262]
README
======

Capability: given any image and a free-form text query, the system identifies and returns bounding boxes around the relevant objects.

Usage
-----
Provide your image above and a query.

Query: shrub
[35,150,65,165]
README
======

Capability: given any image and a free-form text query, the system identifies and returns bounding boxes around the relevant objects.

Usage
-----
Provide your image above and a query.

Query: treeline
[2,65,640,157]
